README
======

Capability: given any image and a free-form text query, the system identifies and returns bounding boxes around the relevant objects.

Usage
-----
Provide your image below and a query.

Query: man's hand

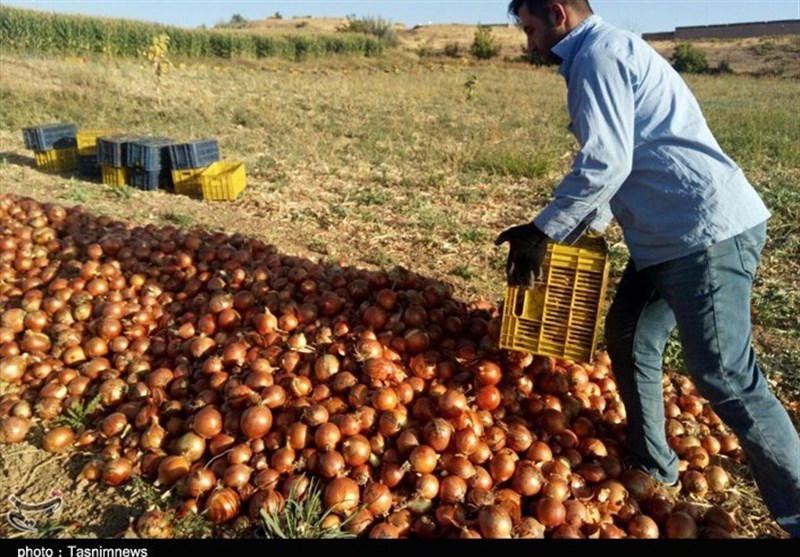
[494,222,549,287]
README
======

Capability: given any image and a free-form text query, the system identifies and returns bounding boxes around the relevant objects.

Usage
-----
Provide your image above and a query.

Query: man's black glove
[494,222,549,287]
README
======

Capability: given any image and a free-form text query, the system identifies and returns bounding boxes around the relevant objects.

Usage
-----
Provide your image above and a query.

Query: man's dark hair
[508,0,593,21]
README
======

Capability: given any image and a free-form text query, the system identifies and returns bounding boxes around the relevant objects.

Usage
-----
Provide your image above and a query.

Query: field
[0,13,799,539]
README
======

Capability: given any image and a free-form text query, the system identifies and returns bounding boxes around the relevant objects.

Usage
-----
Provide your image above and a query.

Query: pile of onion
[0,195,745,538]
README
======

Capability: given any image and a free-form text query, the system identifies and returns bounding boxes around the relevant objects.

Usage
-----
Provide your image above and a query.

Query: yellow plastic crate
[498,235,610,364]
[76,129,124,156]
[199,161,246,201]
[101,165,128,187]
[34,148,77,172]
[171,167,204,197]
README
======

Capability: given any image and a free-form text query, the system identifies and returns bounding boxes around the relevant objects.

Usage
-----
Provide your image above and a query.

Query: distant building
[643,19,800,41]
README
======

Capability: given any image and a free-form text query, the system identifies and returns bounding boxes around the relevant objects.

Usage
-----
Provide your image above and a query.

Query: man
[496,0,800,537]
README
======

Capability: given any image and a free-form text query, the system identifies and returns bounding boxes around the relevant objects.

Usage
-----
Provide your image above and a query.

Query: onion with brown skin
[205,487,241,524]
[1,416,30,443]
[323,477,360,515]
[478,505,513,539]
[42,426,74,452]
[664,511,698,539]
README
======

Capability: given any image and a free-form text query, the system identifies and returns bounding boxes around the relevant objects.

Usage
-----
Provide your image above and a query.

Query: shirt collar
[553,14,603,78]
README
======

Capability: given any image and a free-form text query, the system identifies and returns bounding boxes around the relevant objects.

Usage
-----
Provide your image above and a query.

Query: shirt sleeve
[534,50,635,243]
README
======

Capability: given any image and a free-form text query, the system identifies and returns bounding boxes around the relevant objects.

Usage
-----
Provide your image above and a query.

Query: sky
[1,0,799,34]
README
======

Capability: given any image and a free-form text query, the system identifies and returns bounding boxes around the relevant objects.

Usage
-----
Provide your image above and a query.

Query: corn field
[0,5,387,60]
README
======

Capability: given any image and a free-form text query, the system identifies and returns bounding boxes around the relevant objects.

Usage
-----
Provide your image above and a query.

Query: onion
[174,432,206,462]
[102,458,133,486]
[205,487,241,523]
[438,475,467,504]
[409,445,439,474]
[100,413,128,438]
[323,477,360,515]
[422,418,452,452]
[193,406,223,439]
[476,385,501,411]
[536,496,566,528]
[240,405,272,439]
[415,474,441,501]
[474,359,502,386]
[0,416,30,443]
[703,505,736,533]
[223,463,253,489]
[185,468,216,498]
[438,388,468,418]
[705,465,730,492]
[489,448,518,483]
[157,455,191,486]
[511,460,543,496]
[314,422,342,452]
[478,505,513,539]
[342,434,371,467]
[0,355,26,383]
[248,489,285,520]
[136,510,173,539]
[314,354,340,382]
[42,426,74,452]
[681,470,708,497]
[627,514,659,538]
[362,481,393,516]
[664,511,698,539]
[369,522,400,539]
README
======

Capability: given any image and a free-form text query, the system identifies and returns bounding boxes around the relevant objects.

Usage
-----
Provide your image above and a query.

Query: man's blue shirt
[533,16,770,269]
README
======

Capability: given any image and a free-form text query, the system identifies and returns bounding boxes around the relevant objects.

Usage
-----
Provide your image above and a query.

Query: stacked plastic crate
[169,139,247,201]
[126,137,176,191]
[76,129,122,179]
[169,139,220,197]
[97,134,139,187]
[22,123,78,172]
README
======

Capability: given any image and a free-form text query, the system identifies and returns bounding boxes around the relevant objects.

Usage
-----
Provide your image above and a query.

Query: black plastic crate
[127,137,175,172]
[168,139,220,170]
[77,155,101,179]
[97,134,141,167]
[22,123,77,151]
[128,168,173,191]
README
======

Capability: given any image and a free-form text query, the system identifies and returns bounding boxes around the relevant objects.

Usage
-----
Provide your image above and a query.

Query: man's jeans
[605,222,800,537]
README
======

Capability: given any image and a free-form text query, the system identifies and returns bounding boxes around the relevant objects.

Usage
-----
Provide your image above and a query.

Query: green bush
[671,43,709,74]
[471,25,500,60]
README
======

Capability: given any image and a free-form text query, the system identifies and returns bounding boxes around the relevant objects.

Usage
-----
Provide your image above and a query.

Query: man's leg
[648,223,800,537]
[605,260,679,485]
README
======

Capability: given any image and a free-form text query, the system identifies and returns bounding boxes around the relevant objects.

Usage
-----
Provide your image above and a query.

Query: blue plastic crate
[128,168,173,191]
[127,137,175,172]
[97,134,142,167]
[22,123,77,151]
[77,155,101,179]
[168,139,220,170]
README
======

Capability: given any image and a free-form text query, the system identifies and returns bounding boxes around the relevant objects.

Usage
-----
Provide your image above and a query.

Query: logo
[6,490,64,532]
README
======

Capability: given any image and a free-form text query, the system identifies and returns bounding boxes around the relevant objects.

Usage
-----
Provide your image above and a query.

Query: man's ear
[547,2,568,27]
